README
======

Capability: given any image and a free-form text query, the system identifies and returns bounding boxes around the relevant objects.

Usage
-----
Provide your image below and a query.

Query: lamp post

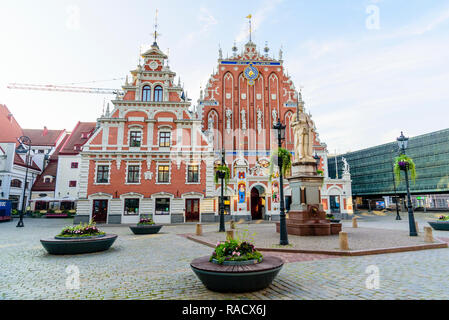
[313,153,320,170]
[397,131,417,236]
[15,136,32,228]
[273,118,288,245]
[390,147,401,220]
[218,148,226,232]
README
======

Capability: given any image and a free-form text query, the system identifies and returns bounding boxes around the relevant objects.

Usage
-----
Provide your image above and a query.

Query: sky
[1,0,448,154]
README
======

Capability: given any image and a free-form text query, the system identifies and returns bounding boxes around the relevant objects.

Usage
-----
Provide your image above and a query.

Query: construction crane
[7,82,125,97]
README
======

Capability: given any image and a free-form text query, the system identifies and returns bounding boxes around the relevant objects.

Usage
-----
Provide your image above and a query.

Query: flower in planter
[326,213,335,220]
[137,217,155,225]
[438,215,449,221]
[210,239,263,264]
[57,222,105,237]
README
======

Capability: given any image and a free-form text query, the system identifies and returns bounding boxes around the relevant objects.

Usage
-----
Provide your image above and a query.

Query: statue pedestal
[276,161,342,236]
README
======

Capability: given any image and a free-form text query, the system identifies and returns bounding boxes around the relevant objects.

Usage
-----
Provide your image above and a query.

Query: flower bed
[191,240,283,293]
[428,215,449,231]
[129,217,162,234]
[40,222,117,254]
[56,222,105,239]
[210,239,263,265]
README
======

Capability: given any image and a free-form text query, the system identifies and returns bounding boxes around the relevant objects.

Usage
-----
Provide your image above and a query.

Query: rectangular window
[127,165,140,183]
[187,165,199,183]
[124,198,139,215]
[129,131,142,147]
[69,181,77,187]
[158,165,169,183]
[159,132,171,147]
[155,198,170,215]
[96,165,109,183]
[71,162,78,168]
[38,149,45,154]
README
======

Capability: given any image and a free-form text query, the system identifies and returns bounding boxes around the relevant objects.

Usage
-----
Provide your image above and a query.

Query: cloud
[287,29,449,153]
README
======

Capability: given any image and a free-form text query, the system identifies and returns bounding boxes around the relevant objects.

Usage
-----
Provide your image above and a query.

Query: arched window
[154,85,163,102]
[11,179,22,188]
[142,86,151,101]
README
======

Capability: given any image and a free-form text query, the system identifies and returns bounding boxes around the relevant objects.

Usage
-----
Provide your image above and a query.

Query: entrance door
[92,200,108,223]
[251,188,263,220]
[329,196,341,213]
[185,199,200,222]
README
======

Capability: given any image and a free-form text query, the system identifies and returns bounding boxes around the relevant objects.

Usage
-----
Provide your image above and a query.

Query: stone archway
[250,185,266,220]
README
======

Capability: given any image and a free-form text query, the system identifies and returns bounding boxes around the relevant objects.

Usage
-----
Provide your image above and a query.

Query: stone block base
[276,221,342,236]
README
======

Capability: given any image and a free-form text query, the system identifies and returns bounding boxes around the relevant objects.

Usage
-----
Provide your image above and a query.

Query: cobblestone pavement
[1,217,449,300]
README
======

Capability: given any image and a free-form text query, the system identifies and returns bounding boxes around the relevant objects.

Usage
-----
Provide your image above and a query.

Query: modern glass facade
[328,128,449,209]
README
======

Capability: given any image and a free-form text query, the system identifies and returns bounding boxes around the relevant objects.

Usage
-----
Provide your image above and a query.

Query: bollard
[352,217,358,228]
[424,227,434,243]
[226,230,234,240]
[195,223,203,236]
[415,221,419,234]
[339,231,349,250]
[230,220,235,230]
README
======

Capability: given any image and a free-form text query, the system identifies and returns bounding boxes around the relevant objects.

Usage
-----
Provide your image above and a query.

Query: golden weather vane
[246,14,252,42]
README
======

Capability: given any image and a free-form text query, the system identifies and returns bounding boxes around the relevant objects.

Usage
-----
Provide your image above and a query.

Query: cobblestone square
[1,213,449,300]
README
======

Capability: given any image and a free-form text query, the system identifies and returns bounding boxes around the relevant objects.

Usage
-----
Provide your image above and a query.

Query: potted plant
[129,217,163,234]
[428,215,449,231]
[394,155,417,186]
[40,221,117,255]
[11,209,19,216]
[214,165,230,188]
[269,147,292,181]
[317,169,324,176]
[191,239,284,293]
[326,213,340,223]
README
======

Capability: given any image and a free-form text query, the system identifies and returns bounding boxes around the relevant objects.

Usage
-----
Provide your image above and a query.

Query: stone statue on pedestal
[291,105,315,162]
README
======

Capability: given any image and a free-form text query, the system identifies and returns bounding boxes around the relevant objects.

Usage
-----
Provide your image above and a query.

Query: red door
[185,199,200,222]
[92,200,108,223]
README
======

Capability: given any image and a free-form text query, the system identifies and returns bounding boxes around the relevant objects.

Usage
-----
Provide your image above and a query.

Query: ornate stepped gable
[79,41,213,201]
[196,40,324,164]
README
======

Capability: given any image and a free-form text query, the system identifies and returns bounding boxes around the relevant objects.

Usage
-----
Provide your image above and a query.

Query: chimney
[43,126,48,136]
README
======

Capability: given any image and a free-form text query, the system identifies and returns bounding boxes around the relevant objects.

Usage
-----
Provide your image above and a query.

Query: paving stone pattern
[1,217,449,300]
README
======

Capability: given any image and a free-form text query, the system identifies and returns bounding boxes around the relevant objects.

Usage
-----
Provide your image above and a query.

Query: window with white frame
[96,165,109,183]
[154,85,163,102]
[129,131,142,147]
[155,198,170,215]
[187,165,199,183]
[127,165,140,183]
[157,165,170,183]
[124,198,139,215]
[159,131,171,147]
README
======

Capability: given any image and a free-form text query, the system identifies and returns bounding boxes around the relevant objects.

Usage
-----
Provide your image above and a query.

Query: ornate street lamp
[397,131,417,236]
[273,118,288,245]
[218,148,226,232]
[15,136,32,228]
[313,153,320,169]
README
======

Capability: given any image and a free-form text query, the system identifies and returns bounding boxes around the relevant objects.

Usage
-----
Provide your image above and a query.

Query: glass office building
[328,128,449,210]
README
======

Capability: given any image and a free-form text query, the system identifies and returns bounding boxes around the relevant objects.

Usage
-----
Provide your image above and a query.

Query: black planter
[330,219,341,223]
[40,234,118,255]
[428,221,449,231]
[129,224,163,234]
[191,255,283,293]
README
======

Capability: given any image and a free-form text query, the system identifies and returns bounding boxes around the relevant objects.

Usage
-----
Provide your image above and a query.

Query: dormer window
[142,85,151,101]
[81,132,89,139]
[154,85,163,102]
